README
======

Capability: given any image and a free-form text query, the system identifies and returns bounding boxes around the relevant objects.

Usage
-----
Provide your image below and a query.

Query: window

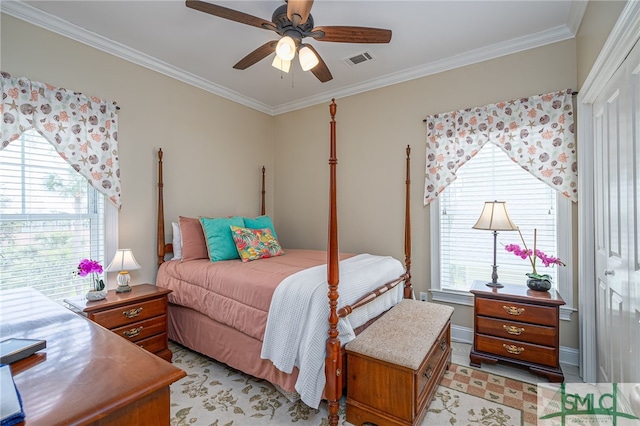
[430,143,573,316]
[0,130,116,302]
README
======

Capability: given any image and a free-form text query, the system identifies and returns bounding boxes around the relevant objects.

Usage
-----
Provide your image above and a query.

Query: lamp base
[115,271,132,293]
[485,282,504,288]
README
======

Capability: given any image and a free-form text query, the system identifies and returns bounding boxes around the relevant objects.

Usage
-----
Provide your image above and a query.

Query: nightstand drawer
[135,333,167,354]
[111,315,167,343]
[476,298,557,326]
[90,298,166,329]
[475,334,558,367]
[476,316,557,346]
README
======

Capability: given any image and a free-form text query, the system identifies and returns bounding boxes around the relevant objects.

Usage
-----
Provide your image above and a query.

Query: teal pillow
[200,216,245,261]
[244,215,277,239]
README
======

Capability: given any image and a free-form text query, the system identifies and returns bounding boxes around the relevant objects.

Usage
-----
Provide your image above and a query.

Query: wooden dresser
[0,287,185,425]
[469,280,565,382]
[65,284,172,362]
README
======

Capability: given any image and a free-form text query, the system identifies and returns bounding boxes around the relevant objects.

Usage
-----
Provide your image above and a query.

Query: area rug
[168,342,538,426]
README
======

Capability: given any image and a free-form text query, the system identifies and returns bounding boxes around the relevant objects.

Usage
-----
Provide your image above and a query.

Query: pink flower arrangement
[75,259,105,291]
[505,229,565,281]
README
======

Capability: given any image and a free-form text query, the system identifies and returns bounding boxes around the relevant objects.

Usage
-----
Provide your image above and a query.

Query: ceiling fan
[185,0,392,83]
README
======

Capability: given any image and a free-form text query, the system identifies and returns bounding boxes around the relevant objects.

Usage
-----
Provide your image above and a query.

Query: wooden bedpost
[404,145,413,299]
[157,148,166,266]
[325,99,341,426]
[261,166,266,216]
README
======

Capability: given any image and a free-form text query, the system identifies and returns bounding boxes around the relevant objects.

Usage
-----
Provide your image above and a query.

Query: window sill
[430,289,575,321]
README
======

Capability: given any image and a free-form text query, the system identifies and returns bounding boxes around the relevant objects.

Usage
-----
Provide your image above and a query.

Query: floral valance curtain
[0,72,121,208]
[424,89,576,205]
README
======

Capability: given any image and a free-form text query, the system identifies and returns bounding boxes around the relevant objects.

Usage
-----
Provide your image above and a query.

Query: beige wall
[1,14,274,286]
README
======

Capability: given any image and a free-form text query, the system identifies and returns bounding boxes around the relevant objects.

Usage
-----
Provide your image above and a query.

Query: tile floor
[451,340,582,384]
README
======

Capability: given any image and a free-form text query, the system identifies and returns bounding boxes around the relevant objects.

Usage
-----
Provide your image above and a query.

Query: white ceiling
[2,1,587,115]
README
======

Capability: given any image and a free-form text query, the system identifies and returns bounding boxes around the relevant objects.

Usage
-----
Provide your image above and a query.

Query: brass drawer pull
[503,325,525,335]
[440,339,448,352]
[503,344,524,355]
[123,326,143,338]
[503,306,525,316]
[123,307,143,318]
[423,364,433,379]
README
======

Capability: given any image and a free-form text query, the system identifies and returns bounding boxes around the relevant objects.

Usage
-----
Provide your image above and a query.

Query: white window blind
[438,143,558,291]
[0,129,106,302]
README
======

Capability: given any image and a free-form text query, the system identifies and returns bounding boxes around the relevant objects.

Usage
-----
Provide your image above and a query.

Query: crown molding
[3,0,577,116]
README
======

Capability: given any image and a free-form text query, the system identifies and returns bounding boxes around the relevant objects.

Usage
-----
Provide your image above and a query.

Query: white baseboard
[451,325,580,367]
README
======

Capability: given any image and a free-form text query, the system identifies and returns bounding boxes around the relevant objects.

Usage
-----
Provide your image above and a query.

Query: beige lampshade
[472,201,518,231]
[105,249,141,272]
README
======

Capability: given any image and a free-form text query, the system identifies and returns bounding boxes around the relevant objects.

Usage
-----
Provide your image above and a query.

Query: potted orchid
[505,228,565,291]
[75,259,107,300]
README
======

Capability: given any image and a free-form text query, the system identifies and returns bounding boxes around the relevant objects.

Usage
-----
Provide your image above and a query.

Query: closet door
[593,39,640,383]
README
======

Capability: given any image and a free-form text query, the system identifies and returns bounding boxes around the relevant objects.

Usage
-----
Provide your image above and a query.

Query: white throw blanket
[260,253,405,408]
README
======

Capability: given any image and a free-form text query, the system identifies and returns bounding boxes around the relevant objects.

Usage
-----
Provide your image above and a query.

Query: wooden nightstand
[65,284,173,362]
[469,280,565,382]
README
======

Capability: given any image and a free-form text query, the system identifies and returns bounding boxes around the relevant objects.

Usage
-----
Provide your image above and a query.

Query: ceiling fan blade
[311,26,392,44]
[233,41,278,70]
[186,1,275,31]
[304,45,332,83]
[287,0,314,25]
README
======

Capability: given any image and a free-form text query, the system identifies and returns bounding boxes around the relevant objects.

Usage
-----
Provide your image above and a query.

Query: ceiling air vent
[342,51,375,67]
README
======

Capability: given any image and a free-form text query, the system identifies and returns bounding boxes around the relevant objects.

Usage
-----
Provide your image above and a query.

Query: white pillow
[172,221,182,260]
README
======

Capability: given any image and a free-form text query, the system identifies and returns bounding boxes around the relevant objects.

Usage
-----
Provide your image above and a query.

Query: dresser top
[470,280,565,306]
[65,283,171,313]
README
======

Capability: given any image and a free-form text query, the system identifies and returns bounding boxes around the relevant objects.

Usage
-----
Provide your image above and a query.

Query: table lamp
[472,201,518,288]
[105,249,141,293]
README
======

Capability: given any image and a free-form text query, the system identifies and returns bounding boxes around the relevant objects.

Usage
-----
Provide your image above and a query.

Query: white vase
[86,289,107,301]
[86,280,107,301]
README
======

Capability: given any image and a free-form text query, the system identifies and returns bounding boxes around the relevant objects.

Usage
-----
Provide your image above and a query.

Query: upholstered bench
[345,299,455,426]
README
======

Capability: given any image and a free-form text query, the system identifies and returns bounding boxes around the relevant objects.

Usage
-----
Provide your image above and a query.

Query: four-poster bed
[156,100,413,424]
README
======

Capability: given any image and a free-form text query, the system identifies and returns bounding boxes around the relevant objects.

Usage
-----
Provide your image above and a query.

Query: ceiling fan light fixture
[275,36,296,61]
[298,45,319,71]
[272,55,291,73]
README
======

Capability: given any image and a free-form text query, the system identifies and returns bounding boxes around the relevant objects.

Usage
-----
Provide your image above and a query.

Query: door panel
[597,279,610,382]
[606,89,622,261]
[610,290,625,382]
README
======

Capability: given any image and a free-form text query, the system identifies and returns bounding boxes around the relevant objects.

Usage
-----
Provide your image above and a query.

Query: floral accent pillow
[230,225,284,262]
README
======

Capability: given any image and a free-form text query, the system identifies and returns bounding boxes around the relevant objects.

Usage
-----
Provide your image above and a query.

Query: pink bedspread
[157,249,353,342]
